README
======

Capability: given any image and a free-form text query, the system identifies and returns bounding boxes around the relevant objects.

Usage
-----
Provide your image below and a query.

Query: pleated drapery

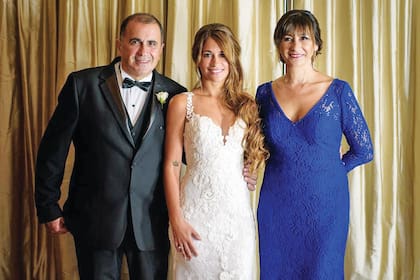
[0,0,418,279]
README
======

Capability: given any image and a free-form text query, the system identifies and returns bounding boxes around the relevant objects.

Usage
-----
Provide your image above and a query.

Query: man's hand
[46,217,69,234]
[243,164,258,191]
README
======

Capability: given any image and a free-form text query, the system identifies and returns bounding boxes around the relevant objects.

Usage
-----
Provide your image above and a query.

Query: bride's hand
[171,218,201,260]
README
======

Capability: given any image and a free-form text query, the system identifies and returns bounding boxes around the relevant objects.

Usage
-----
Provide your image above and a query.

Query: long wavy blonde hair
[192,23,269,172]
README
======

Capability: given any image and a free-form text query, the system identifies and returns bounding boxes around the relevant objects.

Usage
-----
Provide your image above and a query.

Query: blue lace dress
[256,79,373,279]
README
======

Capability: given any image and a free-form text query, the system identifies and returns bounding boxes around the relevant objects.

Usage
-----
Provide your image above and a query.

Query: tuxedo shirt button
[159,126,163,130]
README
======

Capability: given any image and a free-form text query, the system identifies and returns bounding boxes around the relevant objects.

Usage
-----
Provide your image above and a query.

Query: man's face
[117,21,164,80]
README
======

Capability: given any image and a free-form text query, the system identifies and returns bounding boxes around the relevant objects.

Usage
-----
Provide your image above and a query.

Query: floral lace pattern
[169,92,256,279]
[256,79,373,279]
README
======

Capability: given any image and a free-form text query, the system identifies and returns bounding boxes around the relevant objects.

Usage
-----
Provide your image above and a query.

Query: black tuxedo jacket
[35,58,186,250]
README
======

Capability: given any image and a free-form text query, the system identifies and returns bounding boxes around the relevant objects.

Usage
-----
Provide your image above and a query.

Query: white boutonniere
[155,91,169,108]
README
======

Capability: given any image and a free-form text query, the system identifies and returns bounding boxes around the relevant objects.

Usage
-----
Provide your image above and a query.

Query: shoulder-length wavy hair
[192,23,268,172]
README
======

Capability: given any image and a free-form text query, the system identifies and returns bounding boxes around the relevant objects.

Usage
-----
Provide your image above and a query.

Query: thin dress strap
[185,92,194,121]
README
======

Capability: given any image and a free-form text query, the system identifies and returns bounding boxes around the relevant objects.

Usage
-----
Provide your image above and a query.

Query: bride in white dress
[163,23,268,279]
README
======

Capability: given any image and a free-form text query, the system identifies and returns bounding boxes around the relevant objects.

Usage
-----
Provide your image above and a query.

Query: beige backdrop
[0,0,418,279]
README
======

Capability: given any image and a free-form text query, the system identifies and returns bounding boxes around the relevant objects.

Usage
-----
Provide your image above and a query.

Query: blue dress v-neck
[256,79,373,279]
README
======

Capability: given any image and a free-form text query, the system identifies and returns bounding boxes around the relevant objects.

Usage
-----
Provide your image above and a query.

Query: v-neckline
[186,92,238,144]
[191,113,238,145]
[269,79,336,125]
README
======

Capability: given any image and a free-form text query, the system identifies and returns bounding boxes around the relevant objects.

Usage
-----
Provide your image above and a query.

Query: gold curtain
[0,0,418,279]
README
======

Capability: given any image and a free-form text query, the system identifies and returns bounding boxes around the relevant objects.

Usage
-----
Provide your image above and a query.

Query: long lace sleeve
[340,82,374,172]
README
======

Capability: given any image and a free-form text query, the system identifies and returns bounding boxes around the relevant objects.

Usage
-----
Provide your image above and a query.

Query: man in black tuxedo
[35,13,186,279]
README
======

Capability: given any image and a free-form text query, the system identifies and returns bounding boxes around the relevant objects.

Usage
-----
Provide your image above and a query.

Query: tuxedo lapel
[141,91,159,139]
[99,66,135,148]
[152,70,170,94]
[141,71,166,139]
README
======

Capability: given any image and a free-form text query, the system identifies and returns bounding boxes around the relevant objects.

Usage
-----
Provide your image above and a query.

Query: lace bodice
[257,79,373,173]
[183,92,246,178]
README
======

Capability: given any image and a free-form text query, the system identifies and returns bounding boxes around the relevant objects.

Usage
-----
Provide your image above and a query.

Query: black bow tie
[122,78,151,91]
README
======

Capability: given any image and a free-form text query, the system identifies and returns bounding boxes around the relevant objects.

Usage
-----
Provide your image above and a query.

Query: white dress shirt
[115,62,152,125]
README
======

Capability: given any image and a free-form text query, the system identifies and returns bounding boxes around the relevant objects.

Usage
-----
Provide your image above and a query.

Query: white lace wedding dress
[169,92,257,279]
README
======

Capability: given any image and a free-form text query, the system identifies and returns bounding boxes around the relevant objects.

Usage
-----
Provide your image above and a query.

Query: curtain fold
[412,1,420,279]
[0,0,417,279]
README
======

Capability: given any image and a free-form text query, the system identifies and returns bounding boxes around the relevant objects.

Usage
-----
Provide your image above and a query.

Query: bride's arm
[163,94,200,260]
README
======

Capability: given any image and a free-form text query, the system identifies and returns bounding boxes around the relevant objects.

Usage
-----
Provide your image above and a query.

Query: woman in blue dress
[256,10,374,279]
